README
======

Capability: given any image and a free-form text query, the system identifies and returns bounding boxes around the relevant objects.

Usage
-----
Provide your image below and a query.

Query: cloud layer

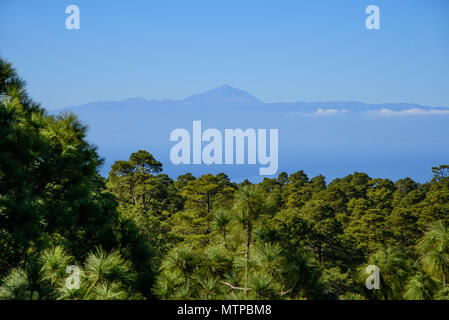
[290,107,449,117]
[291,108,349,117]
[365,108,449,117]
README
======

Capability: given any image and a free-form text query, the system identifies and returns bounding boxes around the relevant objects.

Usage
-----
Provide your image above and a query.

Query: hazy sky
[1,0,448,109]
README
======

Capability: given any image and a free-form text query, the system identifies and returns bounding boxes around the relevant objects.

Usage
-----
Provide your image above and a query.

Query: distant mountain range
[58,86,449,182]
[63,85,449,113]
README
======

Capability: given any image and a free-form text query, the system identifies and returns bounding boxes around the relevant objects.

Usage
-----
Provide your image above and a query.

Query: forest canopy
[1,58,449,300]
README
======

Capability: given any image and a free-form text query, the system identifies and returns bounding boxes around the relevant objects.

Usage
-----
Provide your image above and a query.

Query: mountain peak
[183,85,261,104]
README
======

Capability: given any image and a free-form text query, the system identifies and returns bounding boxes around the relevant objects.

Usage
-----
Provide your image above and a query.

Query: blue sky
[1,0,448,109]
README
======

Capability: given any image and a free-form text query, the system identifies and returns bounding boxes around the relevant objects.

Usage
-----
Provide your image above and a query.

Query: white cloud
[291,108,349,117]
[366,108,449,117]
